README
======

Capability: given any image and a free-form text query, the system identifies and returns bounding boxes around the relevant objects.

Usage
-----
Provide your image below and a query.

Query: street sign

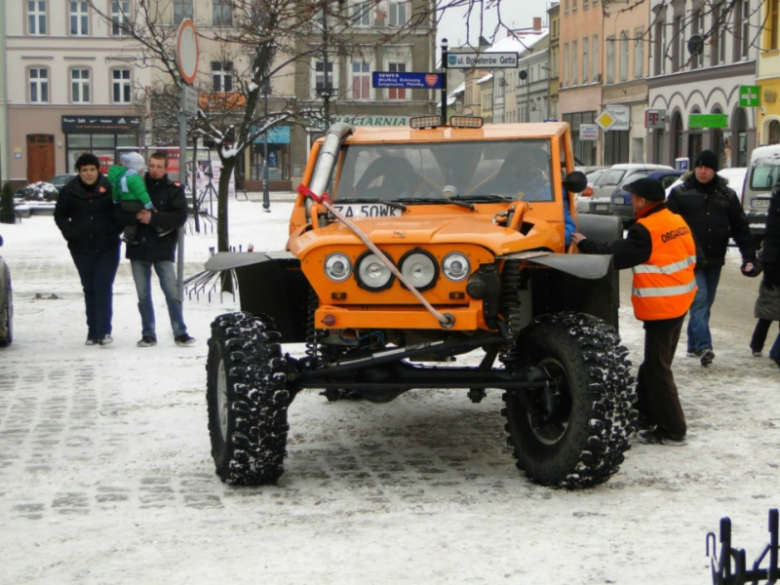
[447,52,519,69]
[175,19,199,85]
[689,114,728,129]
[645,108,667,129]
[596,110,617,131]
[605,104,630,131]
[372,72,441,89]
[580,124,599,141]
[182,85,199,117]
[739,85,761,108]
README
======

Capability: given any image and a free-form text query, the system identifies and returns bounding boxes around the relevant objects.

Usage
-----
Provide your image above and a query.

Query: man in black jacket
[117,152,195,347]
[666,150,756,366]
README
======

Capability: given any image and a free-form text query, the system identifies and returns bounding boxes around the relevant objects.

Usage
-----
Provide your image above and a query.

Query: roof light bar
[450,116,484,129]
[410,116,442,129]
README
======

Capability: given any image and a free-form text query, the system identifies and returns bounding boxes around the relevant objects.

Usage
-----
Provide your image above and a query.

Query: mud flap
[205,252,309,342]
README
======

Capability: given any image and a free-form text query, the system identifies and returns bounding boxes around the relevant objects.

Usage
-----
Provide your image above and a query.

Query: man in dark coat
[54,153,120,346]
[116,152,195,347]
[666,149,757,367]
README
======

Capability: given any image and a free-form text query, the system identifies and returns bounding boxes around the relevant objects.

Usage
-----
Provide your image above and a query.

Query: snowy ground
[1,197,778,585]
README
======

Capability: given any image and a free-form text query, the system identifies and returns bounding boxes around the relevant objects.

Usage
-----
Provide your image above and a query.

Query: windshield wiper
[396,197,475,210]
[335,198,407,210]
[455,194,513,203]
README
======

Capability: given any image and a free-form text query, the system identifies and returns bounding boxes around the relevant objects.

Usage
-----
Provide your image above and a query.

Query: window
[634,28,644,78]
[111,1,130,36]
[672,15,683,71]
[313,60,336,97]
[573,0,577,10]
[654,20,666,75]
[711,4,721,66]
[606,36,615,84]
[564,0,569,13]
[619,31,629,81]
[572,39,578,85]
[71,68,91,103]
[212,62,233,92]
[28,1,47,35]
[388,61,407,100]
[351,0,370,26]
[70,1,89,36]
[592,35,599,81]
[582,37,589,84]
[389,1,408,26]
[563,43,569,86]
[213,0,232,26]
[692,11,703,68]
[770,0,779,51]
[174,0,193,25]
[734,0,750,59]
[29,67,49,103]
[112,69,132,103]
[351,61,371,100]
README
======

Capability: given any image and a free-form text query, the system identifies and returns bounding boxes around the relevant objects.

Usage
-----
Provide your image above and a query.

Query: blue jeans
[687,264,722,353]
[130,260,187,339]
[71,247,121,339]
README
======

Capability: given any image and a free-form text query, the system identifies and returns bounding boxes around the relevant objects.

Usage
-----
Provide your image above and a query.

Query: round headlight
[357,252,394,290]
[400,249,438,291]
[442,252,471,282]
[324,253,352,282]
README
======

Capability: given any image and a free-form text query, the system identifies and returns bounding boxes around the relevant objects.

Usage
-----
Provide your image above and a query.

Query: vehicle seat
[355,156,417,198]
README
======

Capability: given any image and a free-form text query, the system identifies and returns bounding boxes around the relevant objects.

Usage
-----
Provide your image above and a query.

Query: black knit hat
[694,149,719,172]
[625,177,666,202]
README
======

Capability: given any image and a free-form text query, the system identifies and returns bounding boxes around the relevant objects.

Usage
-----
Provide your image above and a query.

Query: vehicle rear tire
[501,312,635,488]
[206,312,290,485]
[0,260,12,347]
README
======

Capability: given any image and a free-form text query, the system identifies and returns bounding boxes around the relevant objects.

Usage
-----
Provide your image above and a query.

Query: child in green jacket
[108,152,156,244]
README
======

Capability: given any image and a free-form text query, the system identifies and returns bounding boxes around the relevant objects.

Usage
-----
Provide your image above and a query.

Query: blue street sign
[372,72,442,89]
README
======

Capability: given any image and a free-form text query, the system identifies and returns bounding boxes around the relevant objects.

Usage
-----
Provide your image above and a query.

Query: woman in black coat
[54,153,120,345]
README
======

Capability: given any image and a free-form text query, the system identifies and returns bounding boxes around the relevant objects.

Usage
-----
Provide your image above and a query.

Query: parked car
[578,163,674,215]
[741,145,780,244]
[609,169,684,225]
[0,233,12,347]
[664,167,748,201]
[573,168,607,213]
[48,173,77,192]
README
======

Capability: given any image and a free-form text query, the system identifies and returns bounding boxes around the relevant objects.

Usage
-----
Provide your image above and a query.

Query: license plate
[594,204,609,211]
[751,199,771,209]
[331,204,402,218]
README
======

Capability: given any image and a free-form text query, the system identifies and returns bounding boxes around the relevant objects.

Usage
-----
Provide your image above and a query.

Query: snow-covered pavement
[1,197,778,584]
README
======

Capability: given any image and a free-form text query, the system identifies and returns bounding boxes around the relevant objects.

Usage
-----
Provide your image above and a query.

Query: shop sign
[605,105,630,131]
[580,124,599,141]
[322,115,411,127]
[61,115,142,133]
[251,125,291,144]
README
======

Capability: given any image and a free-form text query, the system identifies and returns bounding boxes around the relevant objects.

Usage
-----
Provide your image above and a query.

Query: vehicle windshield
[333,139,554,203]
[749,161,780,191]
[596,169,627,187]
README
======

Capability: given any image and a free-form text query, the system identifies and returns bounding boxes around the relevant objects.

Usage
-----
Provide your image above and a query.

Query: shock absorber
[304,288,321,368]
[499,260,524,339]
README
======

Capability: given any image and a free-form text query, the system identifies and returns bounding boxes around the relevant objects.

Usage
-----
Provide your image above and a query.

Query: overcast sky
[436,0,554,48]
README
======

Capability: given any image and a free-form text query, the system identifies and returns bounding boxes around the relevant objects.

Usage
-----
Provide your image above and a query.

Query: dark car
[49,173,77,192]
[609,169,684,226]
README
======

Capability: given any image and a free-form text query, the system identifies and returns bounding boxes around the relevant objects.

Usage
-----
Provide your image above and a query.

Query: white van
[744,145,780,242]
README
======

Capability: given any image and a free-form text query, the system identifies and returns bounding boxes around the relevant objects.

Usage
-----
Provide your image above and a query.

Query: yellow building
[759,1,780,144]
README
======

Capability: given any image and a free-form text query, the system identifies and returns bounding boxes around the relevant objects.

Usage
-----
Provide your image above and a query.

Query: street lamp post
[519,69,529,122]
[262,78,270,212]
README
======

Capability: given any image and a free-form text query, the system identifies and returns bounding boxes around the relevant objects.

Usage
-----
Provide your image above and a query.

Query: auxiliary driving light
[356,252,394,290]
[324,252,352,282]
[400,250,438,291]
[442,252,471,282]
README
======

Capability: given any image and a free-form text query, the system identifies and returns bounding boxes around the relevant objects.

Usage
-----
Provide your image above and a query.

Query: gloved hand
[763,266,780,290]
[741,259,762,278]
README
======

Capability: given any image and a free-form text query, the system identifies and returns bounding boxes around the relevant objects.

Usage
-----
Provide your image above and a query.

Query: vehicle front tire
[501,312,635,488]
[0,260,12,347]
[206,312,290,485]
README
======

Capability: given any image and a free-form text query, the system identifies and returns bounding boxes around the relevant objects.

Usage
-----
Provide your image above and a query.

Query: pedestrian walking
[571,178,697,446]
[666,149,758,367]
[116,152,195,348]
[760,175,780,368]
[54,153,120,346]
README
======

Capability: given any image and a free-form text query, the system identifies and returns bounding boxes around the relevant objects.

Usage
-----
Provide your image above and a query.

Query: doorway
[27,134,55,183]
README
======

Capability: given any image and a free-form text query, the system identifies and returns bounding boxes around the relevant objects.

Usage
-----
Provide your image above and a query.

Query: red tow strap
[297,183,330,204]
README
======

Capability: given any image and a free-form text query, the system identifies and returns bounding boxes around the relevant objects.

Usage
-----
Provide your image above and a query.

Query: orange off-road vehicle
[205,117,636,489]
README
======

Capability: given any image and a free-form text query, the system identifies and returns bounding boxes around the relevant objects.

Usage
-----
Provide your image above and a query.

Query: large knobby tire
[206,312,290,485]
[0,260,12,347]
[501,312,635,489]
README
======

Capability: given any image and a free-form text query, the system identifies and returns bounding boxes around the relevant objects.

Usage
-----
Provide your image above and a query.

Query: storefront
[247,124,291,191]
[61,115,142,173]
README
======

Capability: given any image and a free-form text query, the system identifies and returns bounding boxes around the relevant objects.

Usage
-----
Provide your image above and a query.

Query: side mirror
[562,170,587,194]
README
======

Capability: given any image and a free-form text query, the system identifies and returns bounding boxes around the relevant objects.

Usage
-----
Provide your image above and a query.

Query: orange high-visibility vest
[632,208,697,321]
